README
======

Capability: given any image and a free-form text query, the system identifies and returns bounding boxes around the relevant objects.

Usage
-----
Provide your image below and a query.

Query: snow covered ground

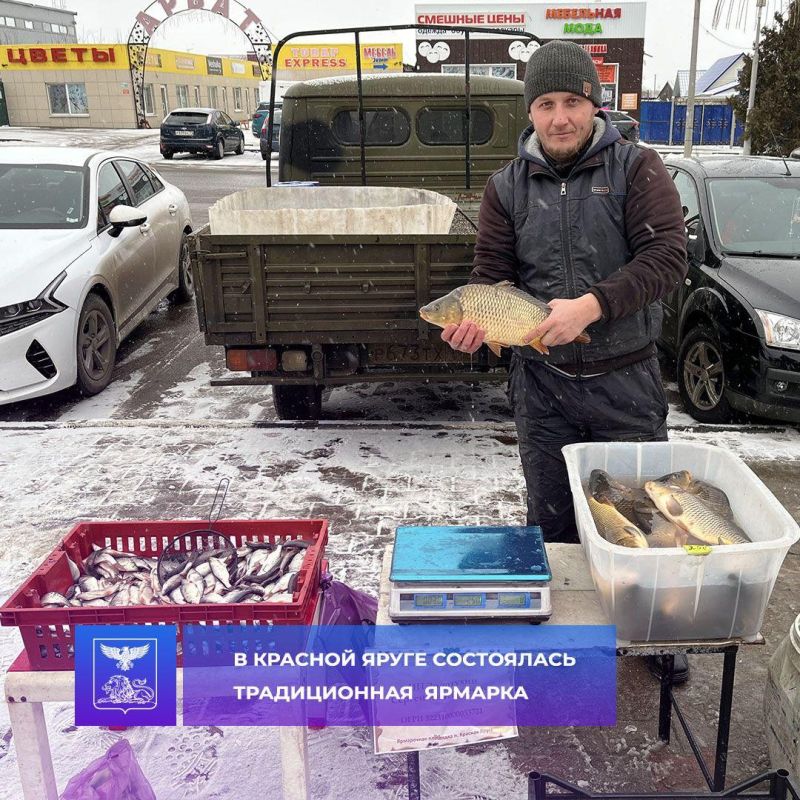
[0,125,270,168]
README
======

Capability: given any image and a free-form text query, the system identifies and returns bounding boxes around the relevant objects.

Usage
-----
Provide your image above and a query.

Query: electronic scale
[388,525,552,622]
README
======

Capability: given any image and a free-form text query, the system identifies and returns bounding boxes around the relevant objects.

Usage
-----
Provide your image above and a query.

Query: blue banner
[75,625,177,727]
[183,625,616,727]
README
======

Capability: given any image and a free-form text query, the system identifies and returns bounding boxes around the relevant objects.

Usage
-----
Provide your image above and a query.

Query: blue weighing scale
[389,525,552,622]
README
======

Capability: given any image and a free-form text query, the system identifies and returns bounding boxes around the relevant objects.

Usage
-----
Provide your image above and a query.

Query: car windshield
[708,177,800,256]
[164,111,209,126]
[0,164,86,228]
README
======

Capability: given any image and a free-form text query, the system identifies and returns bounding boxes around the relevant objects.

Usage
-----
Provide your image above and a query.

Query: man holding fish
[422,42,687,545]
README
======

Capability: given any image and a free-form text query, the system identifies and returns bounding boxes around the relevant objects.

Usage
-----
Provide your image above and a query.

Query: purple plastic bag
[318,572,377,625]
[60,739,156,800]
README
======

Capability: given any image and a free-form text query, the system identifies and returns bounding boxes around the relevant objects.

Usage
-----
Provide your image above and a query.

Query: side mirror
[108,205,147,237]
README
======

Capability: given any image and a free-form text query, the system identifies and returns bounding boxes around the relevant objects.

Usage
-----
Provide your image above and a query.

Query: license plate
[175,130,193,137]
[370,341,472,365]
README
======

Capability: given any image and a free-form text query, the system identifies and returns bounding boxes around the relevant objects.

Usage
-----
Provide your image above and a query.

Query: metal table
[377,542,764,797]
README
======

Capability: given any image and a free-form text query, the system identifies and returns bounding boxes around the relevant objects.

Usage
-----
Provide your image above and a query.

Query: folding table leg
[712,648,738,792]
[657,654,674,743]
[279,726,310,800]
[7,700,58,800]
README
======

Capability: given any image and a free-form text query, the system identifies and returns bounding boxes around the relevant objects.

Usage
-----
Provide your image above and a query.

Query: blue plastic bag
[60,739,155,800]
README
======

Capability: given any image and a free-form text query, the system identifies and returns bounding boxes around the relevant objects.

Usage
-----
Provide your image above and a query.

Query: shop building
[0,0,76,45]
[0,43,262,128]
[414,3,645,114]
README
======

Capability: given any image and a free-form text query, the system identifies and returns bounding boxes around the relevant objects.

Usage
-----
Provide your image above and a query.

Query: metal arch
[127,0,273,128]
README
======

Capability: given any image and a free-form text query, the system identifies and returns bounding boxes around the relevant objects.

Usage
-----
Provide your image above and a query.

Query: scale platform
[389,525,552,622]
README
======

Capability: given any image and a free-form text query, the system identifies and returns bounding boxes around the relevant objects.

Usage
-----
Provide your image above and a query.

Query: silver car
[0,147,193,406]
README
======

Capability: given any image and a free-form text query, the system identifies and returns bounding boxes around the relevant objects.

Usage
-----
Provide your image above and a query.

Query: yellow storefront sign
[0,44,260,80]
[1,44,126,70]
[276,43,403,72]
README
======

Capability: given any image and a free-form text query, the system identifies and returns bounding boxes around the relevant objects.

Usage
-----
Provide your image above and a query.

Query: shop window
[3,17,16,27]
[176,85,189,108]
[208,86,218,109]
[159,85,169,117]
[416,107,492,146]
[143,85,155,116]
[234,87,242,112]
[221,87,228,111]
[442,63,517,80]
[47,83,89,115]
[193,86,201,106]
[331,108,410,146]
[24,20,33,30]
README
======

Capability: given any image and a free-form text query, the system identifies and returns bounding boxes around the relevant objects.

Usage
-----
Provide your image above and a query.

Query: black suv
[160,107,245,160]
[660,155,800,423]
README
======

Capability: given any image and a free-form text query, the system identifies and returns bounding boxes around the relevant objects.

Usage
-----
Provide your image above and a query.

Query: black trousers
[508,354,669,543]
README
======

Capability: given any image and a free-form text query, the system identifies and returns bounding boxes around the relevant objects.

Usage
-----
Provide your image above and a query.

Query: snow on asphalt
[0,125,268,167]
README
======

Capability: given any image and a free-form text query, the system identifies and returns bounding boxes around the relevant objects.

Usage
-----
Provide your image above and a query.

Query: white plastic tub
[563,442,800,643]
[208,186,457,235]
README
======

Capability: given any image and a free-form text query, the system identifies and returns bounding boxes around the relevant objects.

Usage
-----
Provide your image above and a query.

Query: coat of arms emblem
[93,638,158,714]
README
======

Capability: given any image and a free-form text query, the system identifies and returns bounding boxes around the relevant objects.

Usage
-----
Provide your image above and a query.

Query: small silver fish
[41,592,68,606]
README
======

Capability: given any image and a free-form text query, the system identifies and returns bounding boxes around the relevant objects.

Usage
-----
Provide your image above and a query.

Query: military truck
[192,37,535,419]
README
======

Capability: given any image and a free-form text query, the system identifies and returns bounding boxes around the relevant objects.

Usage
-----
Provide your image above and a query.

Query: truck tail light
[281,350,309,372]
[226,348,278,372]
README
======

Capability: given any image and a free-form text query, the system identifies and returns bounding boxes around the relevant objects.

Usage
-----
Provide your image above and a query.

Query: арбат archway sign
[128,0,272,127]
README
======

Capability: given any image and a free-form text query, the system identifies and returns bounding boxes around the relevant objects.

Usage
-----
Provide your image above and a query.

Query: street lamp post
[683,0,702,157]
[742,0,767,156]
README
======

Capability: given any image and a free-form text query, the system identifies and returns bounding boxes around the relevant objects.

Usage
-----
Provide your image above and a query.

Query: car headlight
[755,309,800,352]
[0,272,68,337]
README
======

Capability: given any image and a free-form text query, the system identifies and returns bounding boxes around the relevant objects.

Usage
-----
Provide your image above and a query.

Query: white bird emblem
[99,643,150,672]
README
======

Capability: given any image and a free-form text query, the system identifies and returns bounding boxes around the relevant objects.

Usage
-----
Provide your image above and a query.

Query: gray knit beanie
[524,41,602,109]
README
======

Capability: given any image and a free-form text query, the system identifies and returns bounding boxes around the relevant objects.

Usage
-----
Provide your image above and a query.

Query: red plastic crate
[0,519,328,671]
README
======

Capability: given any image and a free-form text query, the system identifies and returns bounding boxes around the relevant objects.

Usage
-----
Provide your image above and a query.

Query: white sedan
[0,147,193,405]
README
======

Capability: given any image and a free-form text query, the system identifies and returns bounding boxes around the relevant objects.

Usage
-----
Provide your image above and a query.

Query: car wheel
[169,233,194,304]
[235,135,245,155]
[214,138,225,160]
[76,294,117,397]
[162,150,174,160]
[272,385,323,420]
[677,324,732,423]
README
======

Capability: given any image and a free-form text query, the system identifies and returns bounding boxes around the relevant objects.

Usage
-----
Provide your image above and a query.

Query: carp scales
[588,469,642,524]
[644,482,751,546]
[419,281,591,356]
[587,496,649,548]
[652,470,734,519]
[646,514,690,548]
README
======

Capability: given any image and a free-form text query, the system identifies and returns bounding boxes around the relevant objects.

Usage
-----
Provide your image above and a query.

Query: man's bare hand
[524,294,602,348]
[441,320,486,354]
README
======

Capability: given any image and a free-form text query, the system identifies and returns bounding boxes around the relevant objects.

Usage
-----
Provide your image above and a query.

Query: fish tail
[574,331,591,344]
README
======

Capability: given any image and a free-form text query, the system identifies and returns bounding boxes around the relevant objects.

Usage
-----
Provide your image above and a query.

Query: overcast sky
[64,0,787,91]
